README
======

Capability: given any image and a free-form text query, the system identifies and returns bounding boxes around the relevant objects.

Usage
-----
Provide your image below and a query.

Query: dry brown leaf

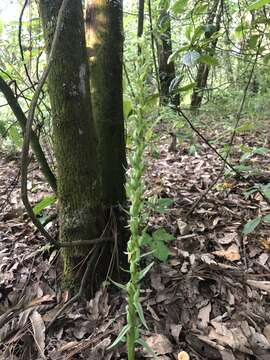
[30,310,46,359]
[247,280,270,293]
[263,324,270,343]
[212,244,240,261]
[197,302,211,329]
[145,334,173,355]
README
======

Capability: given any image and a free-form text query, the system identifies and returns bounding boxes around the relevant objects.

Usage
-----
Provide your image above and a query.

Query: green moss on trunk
[86,0,127,207]
[39,0,104,291]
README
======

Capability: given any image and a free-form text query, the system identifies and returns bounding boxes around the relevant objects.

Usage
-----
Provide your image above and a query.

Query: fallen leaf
[197,302,211,329]
[145,334,173,355]
[30,310,45,359]
[247,280,270,293]
[212,244,240,261]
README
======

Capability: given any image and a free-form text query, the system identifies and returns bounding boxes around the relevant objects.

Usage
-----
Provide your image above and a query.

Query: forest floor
[1,123,270,360]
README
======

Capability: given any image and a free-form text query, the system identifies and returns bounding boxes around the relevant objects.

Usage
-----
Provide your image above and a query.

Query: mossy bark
[39,0,104,292]
[85,0,127,207]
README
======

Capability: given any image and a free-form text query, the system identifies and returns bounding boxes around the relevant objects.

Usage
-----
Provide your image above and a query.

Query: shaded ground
[1,125,270,359]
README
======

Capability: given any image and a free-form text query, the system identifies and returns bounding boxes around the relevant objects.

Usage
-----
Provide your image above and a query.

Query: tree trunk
[0,76,57,193]
[39,0,104,292]
[157,8,179,106]
[190,0,222,111]
[137,0,145,53]
[85,0,127,207]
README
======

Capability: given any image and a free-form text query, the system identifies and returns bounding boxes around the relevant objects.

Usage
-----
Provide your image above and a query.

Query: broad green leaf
[135,302,148,329]
[153,241,170,262]
[152,198,174,213]
[140,233,152,246]
[33,195,57,215]
[171,0,189,14]
[199,54,219,66]
[136,339,159,360]
[247,0,270,11]
[263,214,270,223]
[243,216,262,235]
[138,262,154,281]
[152,229,175,243]
[107,324,129,349]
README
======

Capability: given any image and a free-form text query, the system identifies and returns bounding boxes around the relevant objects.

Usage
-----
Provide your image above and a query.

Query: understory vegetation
[0,0,270,359]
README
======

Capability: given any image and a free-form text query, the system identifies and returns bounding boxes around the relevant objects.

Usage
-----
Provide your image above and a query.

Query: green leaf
[138,262,154,281]
[154,198,174,213]
[107,324,130,349]
[136,338,159,360]
[33,195,57,215]
[247,0,270,11]
[171,0,189,14]
[152,229,175,243]
[179,82,196,92]
[199,54,219,66]
[153,241,170,262]
[243,216,262,235]
[8,126,22,147]
[135,302,148,329]
[109,278,127,291]
[263,214,270,223]
[140,233,152,246]
[123,97,133,119]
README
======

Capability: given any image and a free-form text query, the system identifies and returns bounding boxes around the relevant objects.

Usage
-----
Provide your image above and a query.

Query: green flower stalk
[126,48,149,360]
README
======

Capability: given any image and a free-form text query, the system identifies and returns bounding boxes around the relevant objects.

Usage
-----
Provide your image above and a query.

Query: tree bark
[157,8,179,106]
[85,0,127,207]
[190,0,222,111]
[137,0,145,54]
[39,0,104,292]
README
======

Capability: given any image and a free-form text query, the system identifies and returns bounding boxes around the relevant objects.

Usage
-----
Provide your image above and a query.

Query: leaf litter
[0,125,270,359]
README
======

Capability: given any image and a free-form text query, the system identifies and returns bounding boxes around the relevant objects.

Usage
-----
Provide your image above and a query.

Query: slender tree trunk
[190,0,222,111]
[157,8,179,106]
[39,0,104,292]
[137,0,145,53]
[85,0,126,208]
[0,76,57,192]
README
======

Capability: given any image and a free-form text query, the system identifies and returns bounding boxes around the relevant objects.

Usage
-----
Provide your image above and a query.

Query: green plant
[109,42,158,359]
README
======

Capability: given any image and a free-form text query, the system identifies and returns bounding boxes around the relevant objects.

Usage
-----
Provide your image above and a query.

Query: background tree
[156,0,179,106]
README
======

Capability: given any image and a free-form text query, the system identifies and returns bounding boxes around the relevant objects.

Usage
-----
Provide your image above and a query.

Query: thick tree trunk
[39,0,104,292]
[85,0,126,207]
[190,0,222,111]
[157,9,179,106]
